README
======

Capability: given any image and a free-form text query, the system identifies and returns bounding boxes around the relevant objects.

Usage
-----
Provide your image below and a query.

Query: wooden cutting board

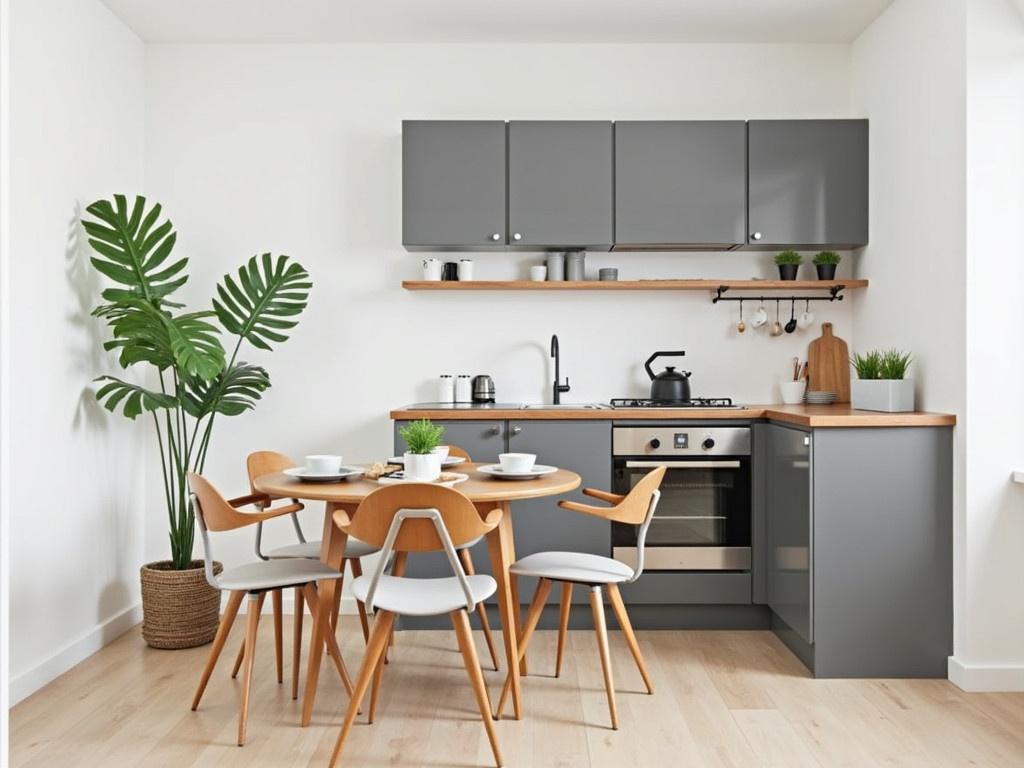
[807,322,850,403]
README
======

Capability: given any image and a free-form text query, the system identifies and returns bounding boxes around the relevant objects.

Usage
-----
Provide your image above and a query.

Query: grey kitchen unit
[746,119,869,249]
[757,422,953,677]
[614,121,747,249]
[402,120,507,250]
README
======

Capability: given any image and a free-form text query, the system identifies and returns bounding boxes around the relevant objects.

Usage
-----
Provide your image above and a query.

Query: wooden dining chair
[327,484,504,768]
[186,472,356,746]
[494,466,666,729]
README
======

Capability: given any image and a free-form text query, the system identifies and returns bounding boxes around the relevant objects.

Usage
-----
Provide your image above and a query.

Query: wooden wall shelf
[402,279,868,292]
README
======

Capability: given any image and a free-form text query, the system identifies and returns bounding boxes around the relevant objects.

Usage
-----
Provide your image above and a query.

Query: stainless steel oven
[611,426,751,571]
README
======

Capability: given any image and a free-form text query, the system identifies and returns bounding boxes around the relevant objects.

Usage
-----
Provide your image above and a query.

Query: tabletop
[253,462,582,505]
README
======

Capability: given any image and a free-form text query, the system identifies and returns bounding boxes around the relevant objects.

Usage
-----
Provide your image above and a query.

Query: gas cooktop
[610,397,746,409]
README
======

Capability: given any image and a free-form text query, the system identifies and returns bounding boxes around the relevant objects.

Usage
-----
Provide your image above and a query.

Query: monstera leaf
[213,253,310,351]
[183,362,270,418]
[94,376,178,419]
[82,195,187,305]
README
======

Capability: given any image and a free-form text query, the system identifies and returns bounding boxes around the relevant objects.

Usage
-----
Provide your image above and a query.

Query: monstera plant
[84,194,311,648]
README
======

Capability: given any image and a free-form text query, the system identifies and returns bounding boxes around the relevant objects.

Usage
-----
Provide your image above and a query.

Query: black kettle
[645,351,692,403]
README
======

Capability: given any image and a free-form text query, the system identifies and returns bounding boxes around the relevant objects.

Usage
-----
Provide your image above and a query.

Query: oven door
[611,457,752,570]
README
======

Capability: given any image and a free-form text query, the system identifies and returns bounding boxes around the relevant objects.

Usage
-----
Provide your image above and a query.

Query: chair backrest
[245,451,306,555]
[446,445,471,461]
[334,484,501,612]
[188,472,263,588]
[597,467,665,582]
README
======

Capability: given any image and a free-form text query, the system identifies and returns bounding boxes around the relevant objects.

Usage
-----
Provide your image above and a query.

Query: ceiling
[101,0,895,44]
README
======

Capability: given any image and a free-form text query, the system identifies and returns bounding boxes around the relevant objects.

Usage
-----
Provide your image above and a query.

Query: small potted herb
[774,251,802,280]
[850,348,914,412]
[813,250,841,280]
[399,418,446,480]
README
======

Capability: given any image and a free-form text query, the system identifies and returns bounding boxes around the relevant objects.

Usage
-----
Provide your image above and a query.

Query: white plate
[376,472,468,488]
[283,466,364,483]
[477,464,558,481]
[387,455,466,468]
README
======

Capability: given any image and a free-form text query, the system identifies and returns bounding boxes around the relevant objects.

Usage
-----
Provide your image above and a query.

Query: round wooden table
[254,462,581,725]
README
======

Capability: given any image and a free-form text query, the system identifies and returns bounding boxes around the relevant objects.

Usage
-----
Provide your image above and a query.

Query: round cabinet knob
[702,437,716,451]
[649,437,661,449]
[751,231,763,241]
[513,233,522,241]
[490,425,501,435]
[490,233,501,241]
[511,426,522,435]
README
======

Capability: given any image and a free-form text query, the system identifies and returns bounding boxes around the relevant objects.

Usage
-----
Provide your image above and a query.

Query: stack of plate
[804,391,837,405]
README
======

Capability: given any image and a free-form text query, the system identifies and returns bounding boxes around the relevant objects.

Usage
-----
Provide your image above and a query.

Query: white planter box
[851,378,915,412]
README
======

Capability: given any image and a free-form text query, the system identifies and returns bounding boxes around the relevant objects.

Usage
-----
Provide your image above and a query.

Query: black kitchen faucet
[551,334,571,405]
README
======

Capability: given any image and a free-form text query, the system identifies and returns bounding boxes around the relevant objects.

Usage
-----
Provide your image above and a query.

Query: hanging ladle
[770,299,783,336]
[736,299,746,333]
[785,298,798,334]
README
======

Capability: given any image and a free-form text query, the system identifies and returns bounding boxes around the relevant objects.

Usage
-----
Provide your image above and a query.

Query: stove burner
[610,397,743,409]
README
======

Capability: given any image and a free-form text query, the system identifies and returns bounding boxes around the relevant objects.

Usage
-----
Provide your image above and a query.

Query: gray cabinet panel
[402,121,507,250]
[747,119,868,249]
[766,424,813,644]
[508,121,613,250]
[615,121,746,248]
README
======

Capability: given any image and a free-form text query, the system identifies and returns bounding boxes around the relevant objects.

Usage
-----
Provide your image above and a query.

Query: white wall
[143,42,856,568]
[7,0,146,703]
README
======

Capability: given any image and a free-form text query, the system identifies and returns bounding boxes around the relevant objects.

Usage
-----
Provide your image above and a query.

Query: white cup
[422,258,442,281]
[499,453,536,473]
[530,265,548,282]
[797,309,815,330]
[306,454,342,474]
[751,305,769,328]
[432,445,450,461]
[779,381,807,405]
[457,259,474,281]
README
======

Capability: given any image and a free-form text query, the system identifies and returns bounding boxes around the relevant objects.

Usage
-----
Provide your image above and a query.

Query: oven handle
[625,460,742,469]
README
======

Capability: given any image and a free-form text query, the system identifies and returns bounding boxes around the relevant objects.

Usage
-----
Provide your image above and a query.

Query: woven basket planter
[140,560,222,650]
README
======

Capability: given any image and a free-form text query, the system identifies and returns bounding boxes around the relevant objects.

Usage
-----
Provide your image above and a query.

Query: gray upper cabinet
[507,121,614,251]
[747,119,868,249]
[614,121,746,249]
[402,121,507,251]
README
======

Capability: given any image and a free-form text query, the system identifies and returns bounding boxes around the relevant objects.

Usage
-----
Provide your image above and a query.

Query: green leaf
[213,253,311,351]
[182,362,271,418]
[94,375,178,419]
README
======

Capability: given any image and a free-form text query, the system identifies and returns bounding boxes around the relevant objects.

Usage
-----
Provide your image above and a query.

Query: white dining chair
[327,483,504,768]
[494,466,666,729]
[186,472,356,746]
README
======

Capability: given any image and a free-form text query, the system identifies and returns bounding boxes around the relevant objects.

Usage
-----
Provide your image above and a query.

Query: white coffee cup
[779,381,807,405]
[432,445,450,460]
[797,309,815,330]
[306,454,342,474]
[457,259,474,281]
[422,258,442,281]
[499,453,536,473]
[751,305,769,328]
[530,265,548,282]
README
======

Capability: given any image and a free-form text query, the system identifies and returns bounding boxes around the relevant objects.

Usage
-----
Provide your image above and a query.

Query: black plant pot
[777,264,799,281]
[816,264,837,280]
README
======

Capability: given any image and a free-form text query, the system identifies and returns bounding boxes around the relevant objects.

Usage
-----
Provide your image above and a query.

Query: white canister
[437,375,454,403]
[454,375,472,403]
[780,380,807,405]
[457,259,474,281]
[422,258,442,281]
[529,265,548,282]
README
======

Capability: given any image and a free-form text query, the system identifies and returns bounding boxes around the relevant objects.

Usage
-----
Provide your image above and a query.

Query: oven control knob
[649,437,661,449]
[702,437,716,451]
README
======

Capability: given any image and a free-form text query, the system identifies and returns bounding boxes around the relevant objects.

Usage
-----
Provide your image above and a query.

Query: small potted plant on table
[813,250,841,280]
[774,250,802,280]
[850,348,914,412]
[400,419,446,481]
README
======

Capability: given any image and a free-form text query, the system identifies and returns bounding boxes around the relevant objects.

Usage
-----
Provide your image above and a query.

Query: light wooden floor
[11,616,1024,767]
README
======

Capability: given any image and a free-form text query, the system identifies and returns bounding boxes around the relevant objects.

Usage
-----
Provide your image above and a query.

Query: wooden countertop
[390,404,956,428]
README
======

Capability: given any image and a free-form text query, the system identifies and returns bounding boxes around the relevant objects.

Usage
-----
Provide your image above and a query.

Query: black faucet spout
[550,334,571,405]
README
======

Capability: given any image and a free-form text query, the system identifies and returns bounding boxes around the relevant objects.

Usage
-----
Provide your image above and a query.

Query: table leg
[301,501,351,727]
[483,501,522,720]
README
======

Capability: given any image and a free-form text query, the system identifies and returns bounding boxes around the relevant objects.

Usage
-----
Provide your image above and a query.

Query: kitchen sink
[521,403,611,410]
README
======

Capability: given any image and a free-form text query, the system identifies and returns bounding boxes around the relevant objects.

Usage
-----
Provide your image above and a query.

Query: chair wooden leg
[451,609,504,768]
[231,591,265,679]
[192,590,244,711]
[302,583,355,698]
[292,586,304,700]
[555,581,573,678]
[330,564,345,631]
[368,639,387,724]
[238,592,263,746]
[328,610,395,768]
[349,558,371,644]
[272,589,283,684]
[495,577,552,720]
[459,548,500,671]
[607,583,653,694]
[590,586,618,730]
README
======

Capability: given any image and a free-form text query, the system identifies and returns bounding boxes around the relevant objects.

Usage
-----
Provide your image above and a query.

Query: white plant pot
[404,451,442,481]
[851,379,915,412]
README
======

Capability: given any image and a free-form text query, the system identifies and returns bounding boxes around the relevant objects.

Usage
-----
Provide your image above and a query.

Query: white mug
[529,265,548,282]
[457,259,474,281]
[751,305,769,328]
[306,454,342,474]
[422,258,442,281]
[797,309,815,330]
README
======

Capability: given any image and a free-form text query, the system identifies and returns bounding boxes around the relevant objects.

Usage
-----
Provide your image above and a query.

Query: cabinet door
[615,121,746,248]
[402,121,507,249]
[766,424,813,643]
[506,420,612,604]
[747,119,868,249]
[507,121,613,250]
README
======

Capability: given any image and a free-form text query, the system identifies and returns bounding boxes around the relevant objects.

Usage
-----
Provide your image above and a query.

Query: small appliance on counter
[471,374,496,403]
[454,374,472,403]
[437,374,454,403]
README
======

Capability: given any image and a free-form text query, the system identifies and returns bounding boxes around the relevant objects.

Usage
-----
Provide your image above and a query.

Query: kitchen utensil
[422,258,442,281]
[284,465,362,483]
[454,374,472,403]
[305,455,342,474]
[499,453,537,473]
[565,251,586,280]
[437,374,454,403]
[545,252,565,281]
[529,265,548,281]
[441,261,458,281]
[792,357,800,381]
[752,300,768,328]
[457,259,474,281]
[797,299,815,330]
[471,374,496,403]
[599,267,619,281]
[780,380,807,404]
[387,455,466,468]
[807,322,851,402]
[785,299,798,334]
[477,463,558,481]
[737,300,746,333]
[644,351,692,402]
[770,300,783,336]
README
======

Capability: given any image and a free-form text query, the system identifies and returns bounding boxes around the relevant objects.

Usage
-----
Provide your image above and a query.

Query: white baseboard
[948,656,1024,692]
[9,603,143,706]
[222,591,360,615]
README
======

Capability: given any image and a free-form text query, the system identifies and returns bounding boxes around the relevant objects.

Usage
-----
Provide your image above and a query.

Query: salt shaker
[437,374,454,403]
[454,375,472,403]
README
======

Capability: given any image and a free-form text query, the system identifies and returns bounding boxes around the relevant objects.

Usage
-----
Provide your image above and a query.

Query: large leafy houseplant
[85,195,311,571]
